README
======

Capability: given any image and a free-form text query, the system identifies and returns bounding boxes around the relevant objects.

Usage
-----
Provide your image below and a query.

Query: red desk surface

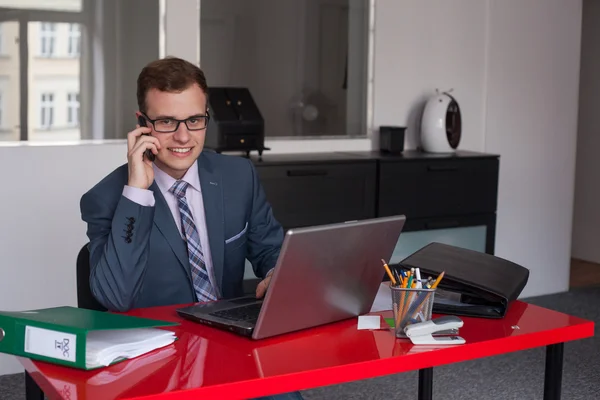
[20,300,594,400]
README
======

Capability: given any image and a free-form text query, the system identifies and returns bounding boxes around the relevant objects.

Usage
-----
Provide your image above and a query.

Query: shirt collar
[153,160,201,195]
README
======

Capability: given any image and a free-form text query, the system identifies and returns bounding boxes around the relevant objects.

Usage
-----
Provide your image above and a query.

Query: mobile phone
[137,115,155,162]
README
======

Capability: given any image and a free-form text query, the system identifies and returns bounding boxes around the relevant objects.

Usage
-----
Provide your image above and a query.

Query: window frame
[195,0,376,149]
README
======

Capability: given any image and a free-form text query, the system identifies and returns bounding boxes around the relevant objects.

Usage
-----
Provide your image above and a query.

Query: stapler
[404,316,466,345]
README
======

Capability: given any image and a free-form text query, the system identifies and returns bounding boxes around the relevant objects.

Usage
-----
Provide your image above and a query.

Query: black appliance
[205,87,269,158]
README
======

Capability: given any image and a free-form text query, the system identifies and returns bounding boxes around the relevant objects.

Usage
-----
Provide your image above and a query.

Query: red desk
[20,300,593,400]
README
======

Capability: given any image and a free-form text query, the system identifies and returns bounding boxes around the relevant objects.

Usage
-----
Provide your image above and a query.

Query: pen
[381,259,397,286]
[393,269,401,285]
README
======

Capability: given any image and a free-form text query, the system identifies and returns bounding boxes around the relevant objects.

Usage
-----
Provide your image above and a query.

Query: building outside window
[67,92,79,126]
[68,23,80,56]
[40,93,54,129]
[39,22,56,57]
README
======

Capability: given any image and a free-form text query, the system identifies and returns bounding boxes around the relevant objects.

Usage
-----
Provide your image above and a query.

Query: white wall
[0,0,584,375]
[373,0,488,152]
[163,0,200,64]
[572,0,600,264]
[373,0,581,297]
[0,142,126,375]
[485,0,582,296]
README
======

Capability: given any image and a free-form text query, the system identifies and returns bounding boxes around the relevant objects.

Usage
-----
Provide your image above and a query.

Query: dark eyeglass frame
[141,111,210,133]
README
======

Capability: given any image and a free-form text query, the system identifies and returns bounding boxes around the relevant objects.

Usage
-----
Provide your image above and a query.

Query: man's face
[140,83,207,179]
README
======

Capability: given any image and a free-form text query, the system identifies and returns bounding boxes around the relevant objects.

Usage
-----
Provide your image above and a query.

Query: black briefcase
[398,242,530,318]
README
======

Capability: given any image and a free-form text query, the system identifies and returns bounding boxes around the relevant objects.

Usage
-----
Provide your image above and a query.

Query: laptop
[176,215,406,340]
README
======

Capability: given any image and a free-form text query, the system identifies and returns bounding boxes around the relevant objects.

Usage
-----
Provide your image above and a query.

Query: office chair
[76,243,107,311]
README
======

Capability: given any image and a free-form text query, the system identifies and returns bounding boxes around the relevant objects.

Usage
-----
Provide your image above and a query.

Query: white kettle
[420,90,462,153]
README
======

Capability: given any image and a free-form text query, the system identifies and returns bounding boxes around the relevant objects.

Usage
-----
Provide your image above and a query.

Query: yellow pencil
[430,271,445,289]
[381,259,397,286]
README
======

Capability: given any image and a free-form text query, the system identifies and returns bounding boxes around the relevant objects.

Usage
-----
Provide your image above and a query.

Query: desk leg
[418,367,433,400]
[544,343,564,400]
[25,371,44,400]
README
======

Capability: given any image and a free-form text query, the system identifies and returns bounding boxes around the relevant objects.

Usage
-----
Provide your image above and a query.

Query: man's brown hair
[136,56,208,113]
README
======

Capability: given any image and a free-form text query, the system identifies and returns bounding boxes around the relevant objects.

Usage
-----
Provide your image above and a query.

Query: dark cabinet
[378,157,499,219]
[251,151,499,233]
[254,158,377,230]
[244,150,500,292]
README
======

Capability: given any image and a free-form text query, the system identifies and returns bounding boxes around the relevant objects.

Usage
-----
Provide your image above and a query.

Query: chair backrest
[76,243,107,311]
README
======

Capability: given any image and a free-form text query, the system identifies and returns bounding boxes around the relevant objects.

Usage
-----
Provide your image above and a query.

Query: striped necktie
[169,180,217,302]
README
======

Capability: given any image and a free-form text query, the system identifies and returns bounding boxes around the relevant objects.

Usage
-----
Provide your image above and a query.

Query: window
[40,93,54,129]
[31,22,81,140]
[199,0,370,138]
[0,3,87,141]
[39,22,56,57]
[68,24,80,56]
[67,92,79,126]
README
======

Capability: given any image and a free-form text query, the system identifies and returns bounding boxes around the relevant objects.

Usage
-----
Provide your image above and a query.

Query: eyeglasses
[142,112,210,133]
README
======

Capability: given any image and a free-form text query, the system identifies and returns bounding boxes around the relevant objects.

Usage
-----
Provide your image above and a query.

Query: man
[80,57,303,400]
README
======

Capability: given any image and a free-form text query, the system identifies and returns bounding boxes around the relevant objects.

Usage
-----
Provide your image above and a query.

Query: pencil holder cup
[390,287,436,338]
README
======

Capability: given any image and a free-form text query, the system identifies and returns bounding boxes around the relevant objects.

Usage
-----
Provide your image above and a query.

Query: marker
[415,267,422,289]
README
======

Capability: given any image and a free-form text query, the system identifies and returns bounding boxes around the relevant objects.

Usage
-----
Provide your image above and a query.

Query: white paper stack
[85,328,176,369]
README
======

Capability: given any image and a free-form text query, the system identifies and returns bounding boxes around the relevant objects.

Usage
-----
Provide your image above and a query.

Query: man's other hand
[255,270,275,298]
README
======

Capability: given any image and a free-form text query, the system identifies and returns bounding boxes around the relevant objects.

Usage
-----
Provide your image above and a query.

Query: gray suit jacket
[80,151,283,312]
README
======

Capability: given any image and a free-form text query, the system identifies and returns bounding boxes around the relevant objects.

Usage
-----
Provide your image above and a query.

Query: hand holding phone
[126,115,159,189]
[137,116,156,162]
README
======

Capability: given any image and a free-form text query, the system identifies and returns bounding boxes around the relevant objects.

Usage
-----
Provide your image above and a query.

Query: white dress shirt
[122,161,221,298]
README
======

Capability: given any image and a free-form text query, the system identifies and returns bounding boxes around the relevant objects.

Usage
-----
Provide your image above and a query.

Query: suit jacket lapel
[150,181,192,281]
[197,154,225,292]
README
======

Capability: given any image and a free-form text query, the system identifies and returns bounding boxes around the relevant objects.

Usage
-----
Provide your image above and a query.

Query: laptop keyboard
[210,303,262,323]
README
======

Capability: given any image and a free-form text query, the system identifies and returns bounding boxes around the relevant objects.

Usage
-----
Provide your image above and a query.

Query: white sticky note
[357,315,381,330]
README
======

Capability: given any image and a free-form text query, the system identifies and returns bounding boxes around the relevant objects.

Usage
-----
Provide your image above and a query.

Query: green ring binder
[0,306,180,370]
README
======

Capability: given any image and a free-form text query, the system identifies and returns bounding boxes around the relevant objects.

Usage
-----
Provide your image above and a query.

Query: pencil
[430,271,445,289]
[381,259,397,286]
